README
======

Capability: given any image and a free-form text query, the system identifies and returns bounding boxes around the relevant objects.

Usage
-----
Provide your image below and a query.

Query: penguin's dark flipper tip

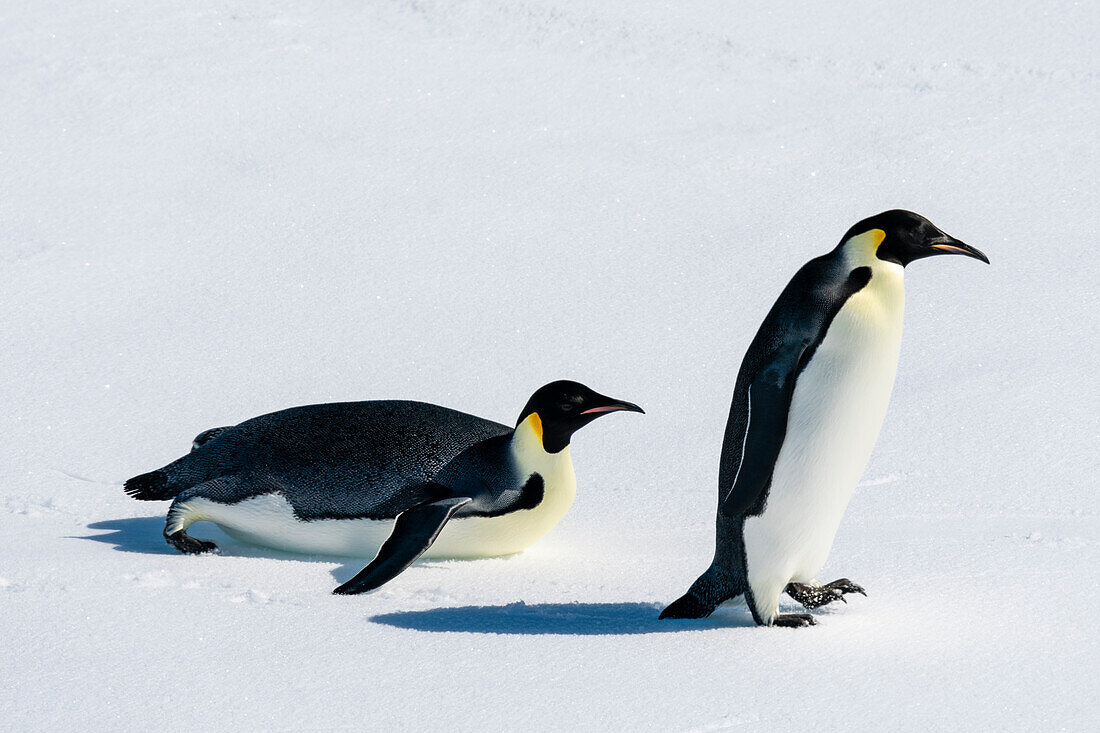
[331,570,386,596]
[773,613,816,628]
[165,530,218,555]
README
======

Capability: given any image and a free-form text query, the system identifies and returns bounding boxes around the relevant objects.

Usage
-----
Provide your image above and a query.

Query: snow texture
[1,1,1097,730]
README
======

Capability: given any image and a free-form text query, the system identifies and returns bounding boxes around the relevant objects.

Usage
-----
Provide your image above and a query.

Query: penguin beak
[929,235,990,264]
[581,399,645,416]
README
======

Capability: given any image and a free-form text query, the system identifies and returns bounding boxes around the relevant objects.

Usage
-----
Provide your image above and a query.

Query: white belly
[743,262,904,612]
[179,471,577,560]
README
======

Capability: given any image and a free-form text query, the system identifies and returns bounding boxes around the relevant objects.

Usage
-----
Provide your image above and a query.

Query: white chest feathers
[176,414,577,559]
[440,413,578,557]
[744,254,905,597]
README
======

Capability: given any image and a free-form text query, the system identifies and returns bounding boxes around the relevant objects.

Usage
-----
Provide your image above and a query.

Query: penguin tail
[123,470,176,501]
[659,565,741,620]
[659,591,717,620]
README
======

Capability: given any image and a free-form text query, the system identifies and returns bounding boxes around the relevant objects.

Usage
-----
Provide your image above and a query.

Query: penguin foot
[823,578,866,597]
[785,579,865,609]
[785,582,844,609]
[772,613,816,628]
[165,530,218,555]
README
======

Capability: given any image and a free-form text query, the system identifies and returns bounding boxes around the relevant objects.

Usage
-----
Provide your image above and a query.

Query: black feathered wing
[332,433,536,593]
[333,494,473,595]
[717,258,872,518]
[719,340,806,517]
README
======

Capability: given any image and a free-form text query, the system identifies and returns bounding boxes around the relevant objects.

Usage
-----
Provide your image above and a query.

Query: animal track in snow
[1018,533,1088,549]
[228,589,306,607]
[122,571,176,588]
[2,497,71,517]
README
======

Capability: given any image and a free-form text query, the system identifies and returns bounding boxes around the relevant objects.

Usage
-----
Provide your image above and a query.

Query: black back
[160,400,513,520]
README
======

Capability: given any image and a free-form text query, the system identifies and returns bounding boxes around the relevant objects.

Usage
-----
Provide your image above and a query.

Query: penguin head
[842,209,989,267]
[516,380,644,453]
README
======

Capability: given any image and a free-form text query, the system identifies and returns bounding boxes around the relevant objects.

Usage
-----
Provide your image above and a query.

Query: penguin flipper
[717,263,873,516]
[333,495,472,595]
[719,342,804,518]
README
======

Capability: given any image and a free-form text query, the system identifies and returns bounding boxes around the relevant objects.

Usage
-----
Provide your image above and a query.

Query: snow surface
[2,1,1097,730]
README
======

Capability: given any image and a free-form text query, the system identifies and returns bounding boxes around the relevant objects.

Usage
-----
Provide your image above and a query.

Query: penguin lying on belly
[124,380,642,594]
[661,210,988,627]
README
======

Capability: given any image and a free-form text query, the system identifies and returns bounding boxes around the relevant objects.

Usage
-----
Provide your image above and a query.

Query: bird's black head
[840,209,989,267]
[515,380,644,454]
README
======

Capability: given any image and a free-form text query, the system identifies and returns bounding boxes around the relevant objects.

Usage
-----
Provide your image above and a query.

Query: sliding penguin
[124,380,642,594]
[660,210,988,627]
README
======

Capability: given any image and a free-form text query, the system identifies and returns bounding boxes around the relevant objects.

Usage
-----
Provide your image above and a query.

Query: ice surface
[2,1,1096,730]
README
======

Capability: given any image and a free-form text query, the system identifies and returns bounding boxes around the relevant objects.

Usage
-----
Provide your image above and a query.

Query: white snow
[2,1,1096,730]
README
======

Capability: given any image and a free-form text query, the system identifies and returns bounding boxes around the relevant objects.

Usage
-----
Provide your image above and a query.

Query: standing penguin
[123,380,642,594]
[660,210,988,627]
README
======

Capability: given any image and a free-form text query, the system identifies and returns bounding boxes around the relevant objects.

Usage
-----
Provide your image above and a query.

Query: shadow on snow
[76,516,356,564]
[77,516,177,555]
[370,601,753,635]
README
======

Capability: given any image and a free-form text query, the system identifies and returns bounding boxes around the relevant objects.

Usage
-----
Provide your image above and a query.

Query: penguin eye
[558,402,575,413]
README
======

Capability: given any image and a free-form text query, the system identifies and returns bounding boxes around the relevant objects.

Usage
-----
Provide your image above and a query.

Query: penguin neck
[839,231,907,332]
[510,413,575,482]
[841,231,906,290]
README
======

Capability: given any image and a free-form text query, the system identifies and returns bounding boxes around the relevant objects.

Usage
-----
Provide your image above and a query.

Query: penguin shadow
[370,601,753,635]
[77,517,345,563]
[77,516,178,555]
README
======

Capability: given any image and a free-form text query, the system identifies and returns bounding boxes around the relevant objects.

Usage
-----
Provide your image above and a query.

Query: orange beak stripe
[581,405,627,415]
[931,244,970,255]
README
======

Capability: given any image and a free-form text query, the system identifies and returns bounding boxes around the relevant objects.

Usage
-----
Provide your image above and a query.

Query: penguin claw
[823,578,866,597]
[773,613,816,628]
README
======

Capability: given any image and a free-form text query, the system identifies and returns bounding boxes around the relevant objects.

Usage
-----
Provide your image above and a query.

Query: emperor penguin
[660,210,988,627]
[123,380,642,594]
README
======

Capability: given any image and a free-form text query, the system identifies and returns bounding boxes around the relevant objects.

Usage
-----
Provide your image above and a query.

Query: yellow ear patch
[528,412,544,443]
[845,228,887,263]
